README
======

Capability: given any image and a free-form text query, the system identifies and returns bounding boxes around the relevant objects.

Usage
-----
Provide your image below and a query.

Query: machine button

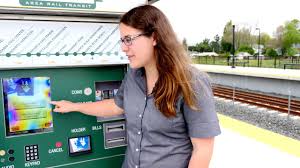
[8,149,14,154]
[8,157,15,162]
[56,142,62,148]
[0,150,5,156]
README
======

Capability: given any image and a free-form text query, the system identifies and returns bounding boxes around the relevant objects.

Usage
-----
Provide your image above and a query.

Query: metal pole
[257,28,260,67]
[232,83,236,107]
[232,25,235,68]
[288,90,291,119]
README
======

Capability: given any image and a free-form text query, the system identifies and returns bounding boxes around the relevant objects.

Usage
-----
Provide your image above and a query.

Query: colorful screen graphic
[68,135,92,156]
[2,77,53,136]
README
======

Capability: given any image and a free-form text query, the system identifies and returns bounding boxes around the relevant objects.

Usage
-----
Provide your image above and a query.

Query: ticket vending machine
[0,1,154,167]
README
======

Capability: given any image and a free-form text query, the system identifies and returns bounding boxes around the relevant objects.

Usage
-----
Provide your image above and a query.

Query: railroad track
[212,85,300,116]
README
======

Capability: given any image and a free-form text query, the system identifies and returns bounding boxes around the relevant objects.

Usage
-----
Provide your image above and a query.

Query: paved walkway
[210,114,300,168]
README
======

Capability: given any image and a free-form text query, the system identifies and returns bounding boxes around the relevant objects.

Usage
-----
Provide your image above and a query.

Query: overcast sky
[154,0,300,45]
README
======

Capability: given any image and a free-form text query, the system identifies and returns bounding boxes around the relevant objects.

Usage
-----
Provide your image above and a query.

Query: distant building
[252,44,264,56]
[189,52,218,57]
[236,52,252,60]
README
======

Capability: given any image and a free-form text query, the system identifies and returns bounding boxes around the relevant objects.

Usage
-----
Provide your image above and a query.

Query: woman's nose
[121,43,129,52]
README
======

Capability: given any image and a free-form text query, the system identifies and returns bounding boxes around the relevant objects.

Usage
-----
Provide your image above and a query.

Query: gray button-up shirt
[114,67,221,168]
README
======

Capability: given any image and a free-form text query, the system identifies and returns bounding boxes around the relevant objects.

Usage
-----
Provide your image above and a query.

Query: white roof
[236,52,252,57]
[195,52,219,56]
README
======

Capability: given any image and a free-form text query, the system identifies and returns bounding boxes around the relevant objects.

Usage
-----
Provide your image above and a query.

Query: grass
[192,56,300,69]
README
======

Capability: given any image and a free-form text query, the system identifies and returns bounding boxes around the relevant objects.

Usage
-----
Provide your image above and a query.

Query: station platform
[193,64,300,98]
[210,114,300,168]
[193,64,300,81]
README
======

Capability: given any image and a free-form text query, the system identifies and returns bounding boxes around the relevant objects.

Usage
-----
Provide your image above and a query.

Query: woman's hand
[50,100,77,113]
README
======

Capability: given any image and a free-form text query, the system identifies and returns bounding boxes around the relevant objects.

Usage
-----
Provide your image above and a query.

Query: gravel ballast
[215,97,300,141]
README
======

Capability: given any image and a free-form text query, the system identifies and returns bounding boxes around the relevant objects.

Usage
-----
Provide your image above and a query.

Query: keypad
[25,145,39,161]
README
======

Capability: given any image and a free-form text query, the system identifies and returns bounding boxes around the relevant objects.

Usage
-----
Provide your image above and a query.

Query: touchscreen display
[68,135,92,156]
[2,77,53,136]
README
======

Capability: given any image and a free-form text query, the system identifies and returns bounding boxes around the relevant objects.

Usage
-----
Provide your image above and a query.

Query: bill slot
[106,124,125,133]
[106,137,126,144]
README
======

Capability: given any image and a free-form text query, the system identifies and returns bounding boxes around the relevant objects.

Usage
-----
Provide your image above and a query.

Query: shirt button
[135,165,138,168]
[139,114,142,118]
[136,148,139,152]
[138,131,141,135]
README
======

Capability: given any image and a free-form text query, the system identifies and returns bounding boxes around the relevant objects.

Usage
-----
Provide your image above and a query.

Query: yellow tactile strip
[218,114,300,158]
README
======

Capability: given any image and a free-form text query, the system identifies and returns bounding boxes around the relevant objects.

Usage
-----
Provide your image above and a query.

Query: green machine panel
[0,66,127,168]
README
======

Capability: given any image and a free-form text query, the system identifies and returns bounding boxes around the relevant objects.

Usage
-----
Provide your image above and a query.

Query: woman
[51,5,221,168]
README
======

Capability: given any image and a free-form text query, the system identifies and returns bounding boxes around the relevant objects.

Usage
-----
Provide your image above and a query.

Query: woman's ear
[152,33,157,46]
[153,40,157,46]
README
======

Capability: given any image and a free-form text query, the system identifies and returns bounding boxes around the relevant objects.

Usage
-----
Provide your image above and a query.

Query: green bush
[237,45,255,55]
[266,48,278,57]
[287,47,298,56]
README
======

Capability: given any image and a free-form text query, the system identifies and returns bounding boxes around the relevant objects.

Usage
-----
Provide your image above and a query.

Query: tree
[260,33,271,48]
[274,25,284,56]
[237,45,255,55]
[210,34,221,53]
[188,46,197,52]
[221,21,233,53]
[182,38,188,51]
[287,47,298,56]
[283,19,300,50]
[195,39,212,52]
[265,48,278,57]
[222,21,233,43]
[236,27,254,50]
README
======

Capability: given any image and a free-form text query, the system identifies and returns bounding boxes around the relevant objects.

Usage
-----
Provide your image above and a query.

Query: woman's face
[119,23,156,69]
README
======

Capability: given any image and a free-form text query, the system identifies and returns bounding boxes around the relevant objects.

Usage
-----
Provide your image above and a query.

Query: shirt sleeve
[113,71,128,109]
[182,70,221,138]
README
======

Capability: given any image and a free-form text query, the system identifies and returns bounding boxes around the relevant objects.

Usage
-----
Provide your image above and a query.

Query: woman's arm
[51,99,124,117]
[188,137,215,168]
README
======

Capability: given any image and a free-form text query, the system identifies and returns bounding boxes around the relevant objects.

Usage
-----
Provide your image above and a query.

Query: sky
[154,0,300,45]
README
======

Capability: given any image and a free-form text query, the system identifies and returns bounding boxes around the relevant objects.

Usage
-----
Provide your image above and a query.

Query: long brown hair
[120,5,197,117]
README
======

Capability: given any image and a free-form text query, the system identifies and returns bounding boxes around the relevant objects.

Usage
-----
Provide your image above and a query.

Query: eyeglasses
[120,33,148,46]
